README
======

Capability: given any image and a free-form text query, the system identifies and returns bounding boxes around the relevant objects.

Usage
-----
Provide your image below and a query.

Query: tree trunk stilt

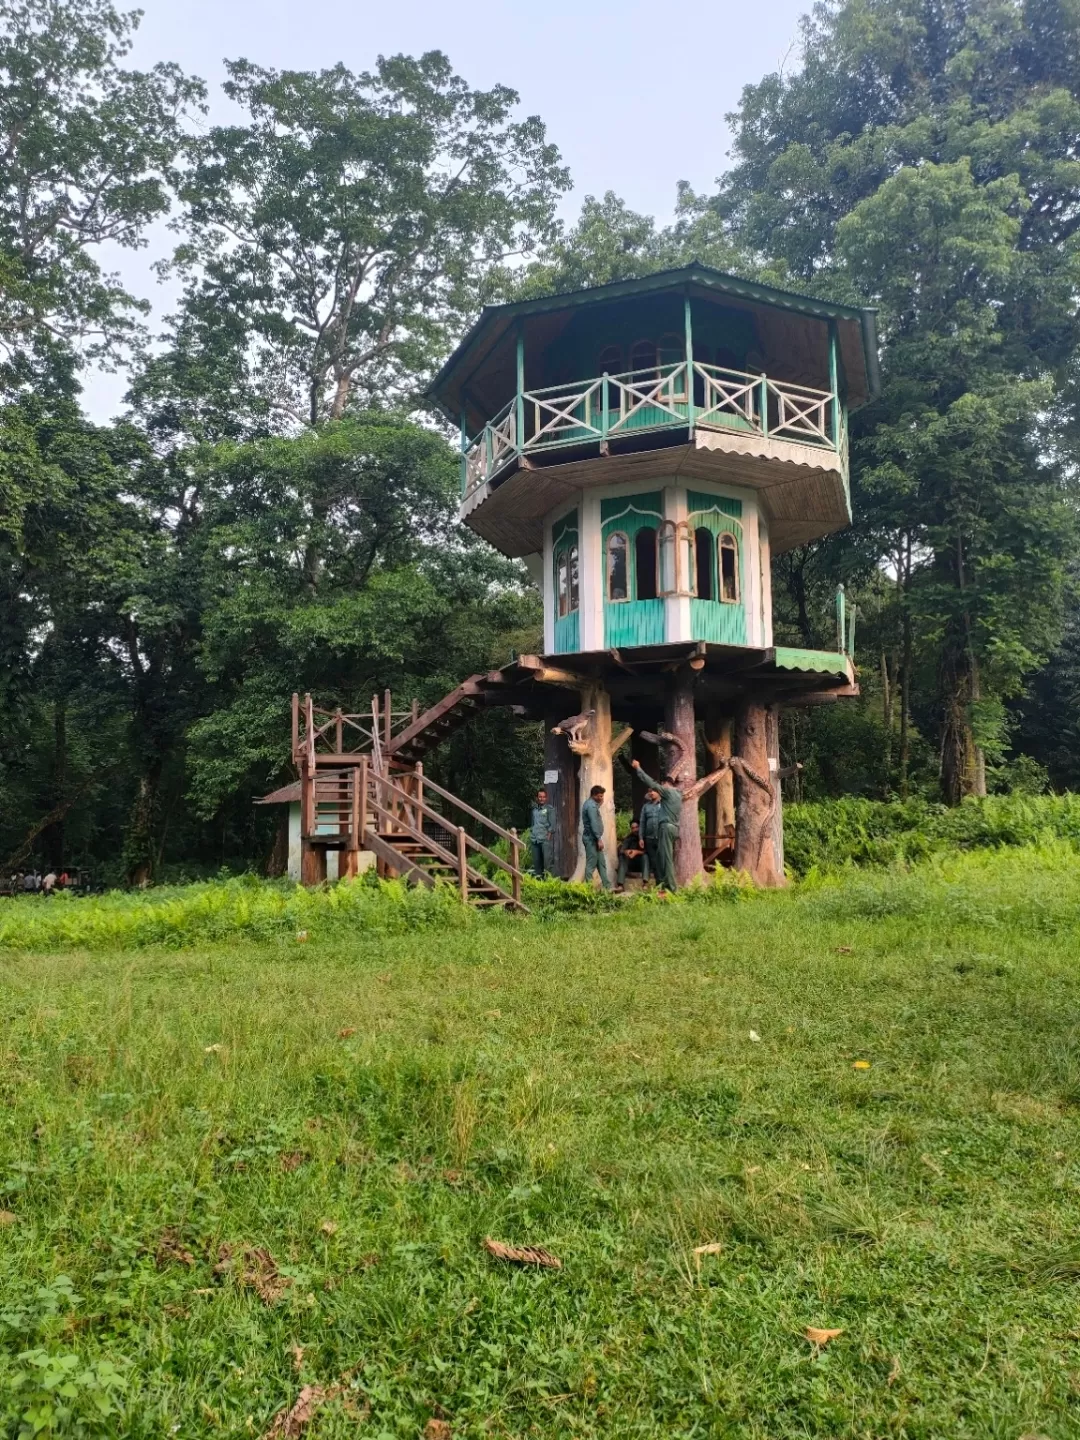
[545,705,580,880]
[666,668,703,886]
[734,699,785,887]
[702,712,734,859]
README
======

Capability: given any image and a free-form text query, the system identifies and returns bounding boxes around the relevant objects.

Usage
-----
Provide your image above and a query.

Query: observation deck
[428,264,879,559]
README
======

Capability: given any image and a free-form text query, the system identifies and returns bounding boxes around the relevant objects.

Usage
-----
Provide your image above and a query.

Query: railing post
[515,320,525,456]
[485,425,493,483]
[684,293,695,428]
[602,373,609,439]
[414,762,424,834]
[836,584,846,654]
[351,765,361,851]
[759,375,768,438]
[847,602,857,662]
[359,756,368,843]
[305,694,315,778]
[291,692,299,763]
[828,320,840,451]
[457,826,469,903]
[334,707,343,755]
[510,827,521,907]
[383,689,392,749]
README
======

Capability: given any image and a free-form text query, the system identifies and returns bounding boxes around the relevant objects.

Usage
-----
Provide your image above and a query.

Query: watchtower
[426,263,880,885]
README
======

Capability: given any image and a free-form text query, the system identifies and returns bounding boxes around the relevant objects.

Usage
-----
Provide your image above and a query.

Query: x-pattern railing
[694,363,759,427]
[461,359,842,495]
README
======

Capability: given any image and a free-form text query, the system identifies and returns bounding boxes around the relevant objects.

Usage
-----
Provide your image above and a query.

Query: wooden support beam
[544,705,579,880]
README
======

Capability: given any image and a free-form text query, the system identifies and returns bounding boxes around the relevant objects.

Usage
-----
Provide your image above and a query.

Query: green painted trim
[828,321,840,449]
[687,491,742,520]
[551,510,578,548]
[601,492,663,525]
[774,647,851,678]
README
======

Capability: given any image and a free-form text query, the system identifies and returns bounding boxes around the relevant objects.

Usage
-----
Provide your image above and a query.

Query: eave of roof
[427,261,880,419]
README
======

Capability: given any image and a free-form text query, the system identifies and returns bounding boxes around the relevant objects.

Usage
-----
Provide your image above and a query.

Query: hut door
[687,492,747,645]
[601,493,666,647]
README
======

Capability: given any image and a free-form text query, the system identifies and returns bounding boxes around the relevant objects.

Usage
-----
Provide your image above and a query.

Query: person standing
[638,791,663,887]
[580,784,611,890]
[630,761,682,891]
[529,787,556,879]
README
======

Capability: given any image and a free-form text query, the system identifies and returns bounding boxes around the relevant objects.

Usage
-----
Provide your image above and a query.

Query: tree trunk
[940,647,986,805]
[702,711,734,858]
[544,705,580,880]
[554,682,628,882]
[44,696,67,871]
[125,760,162,887]
[734,699,784,887]
[665,669,703,886]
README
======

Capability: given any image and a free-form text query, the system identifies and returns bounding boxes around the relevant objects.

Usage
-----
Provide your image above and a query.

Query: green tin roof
[428,261,880,423]
[774,646,853,679]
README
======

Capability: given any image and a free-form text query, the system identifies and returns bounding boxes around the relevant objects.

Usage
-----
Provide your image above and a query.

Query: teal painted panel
[687,493,746,646]
[687,491,742,520]
[554,607,580,654]
[601,492,665,650]
[605,599,665,647]
[690,598,746,646]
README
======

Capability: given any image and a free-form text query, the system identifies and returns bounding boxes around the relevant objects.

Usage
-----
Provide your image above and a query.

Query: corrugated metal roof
[255,781,301,805]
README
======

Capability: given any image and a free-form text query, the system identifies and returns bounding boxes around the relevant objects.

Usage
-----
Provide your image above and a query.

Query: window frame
[606,529,631,603]
[718,531,740,604]
[657,519,695,597]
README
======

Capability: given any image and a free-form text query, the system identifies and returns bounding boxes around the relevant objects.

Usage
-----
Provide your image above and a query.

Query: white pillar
[663,484,690,644]
[579,490,604,651]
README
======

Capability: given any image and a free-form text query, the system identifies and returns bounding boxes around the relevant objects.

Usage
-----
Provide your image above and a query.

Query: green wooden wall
[551,511,580,654]
[687,491,747,646]
[601,493,665,647]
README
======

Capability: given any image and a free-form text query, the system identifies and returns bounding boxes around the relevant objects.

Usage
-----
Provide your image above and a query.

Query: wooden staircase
[293,697,528,912]
[383,676,487,767]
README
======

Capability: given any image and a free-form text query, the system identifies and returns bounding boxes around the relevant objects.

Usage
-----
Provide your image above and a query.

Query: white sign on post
[543,769,560,785]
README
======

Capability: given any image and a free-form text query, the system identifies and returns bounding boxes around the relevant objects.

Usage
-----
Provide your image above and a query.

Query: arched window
[607,531,629,602]
[556,548,569,617]
[555,538,579,617]
[629,339,657,377]
[695,527,714,600]
[718,532,740,603]
[599,344,623,375]
[635,527,658,601]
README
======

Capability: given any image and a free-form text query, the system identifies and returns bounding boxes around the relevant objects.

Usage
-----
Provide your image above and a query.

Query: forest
[2,0,1079,885]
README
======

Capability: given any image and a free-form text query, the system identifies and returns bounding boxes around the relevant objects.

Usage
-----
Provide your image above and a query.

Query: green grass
[4,847,1080,1435]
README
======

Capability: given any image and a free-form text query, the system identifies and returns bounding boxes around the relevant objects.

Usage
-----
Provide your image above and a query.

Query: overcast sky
[85,0,810,418]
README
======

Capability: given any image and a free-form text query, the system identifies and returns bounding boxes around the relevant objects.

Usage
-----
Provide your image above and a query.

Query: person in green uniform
[581,784,610,889]
[638,791,663,887]
[614,820,648,891]
[529,788,556,878]
[630,760,682,891]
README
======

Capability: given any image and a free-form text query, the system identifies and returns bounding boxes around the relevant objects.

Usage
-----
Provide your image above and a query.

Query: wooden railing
[461,360,843,496]
[292,690,419,769]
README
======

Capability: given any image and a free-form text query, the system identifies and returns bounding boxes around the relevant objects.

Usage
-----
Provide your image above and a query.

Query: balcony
[462,359,847,497]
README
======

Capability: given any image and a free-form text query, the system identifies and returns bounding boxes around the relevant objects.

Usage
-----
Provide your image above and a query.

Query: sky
[84,0,811,418]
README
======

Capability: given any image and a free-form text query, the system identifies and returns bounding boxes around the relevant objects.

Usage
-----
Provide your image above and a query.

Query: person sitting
[613,821,648,892]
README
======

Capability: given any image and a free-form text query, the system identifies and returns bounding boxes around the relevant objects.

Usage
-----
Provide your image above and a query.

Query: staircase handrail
[416,772,519,848]
[369,770,525,897]
[364,783,522,910]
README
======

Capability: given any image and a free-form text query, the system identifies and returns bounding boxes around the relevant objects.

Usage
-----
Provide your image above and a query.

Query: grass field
[4,847,1080,1437]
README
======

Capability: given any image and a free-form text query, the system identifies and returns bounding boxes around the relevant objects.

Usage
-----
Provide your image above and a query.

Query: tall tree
[704,0,1080,800]
[165,53,569,429]
[0,0,203,372]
